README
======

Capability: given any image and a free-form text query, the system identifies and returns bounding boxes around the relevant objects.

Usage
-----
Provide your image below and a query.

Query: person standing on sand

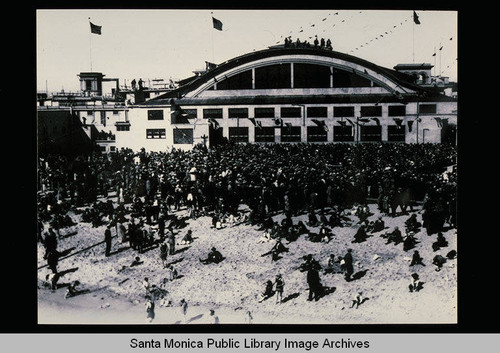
[274,274,285,304]
[104,225,112,257]
[145,295,155,323]
[180,299,188,323]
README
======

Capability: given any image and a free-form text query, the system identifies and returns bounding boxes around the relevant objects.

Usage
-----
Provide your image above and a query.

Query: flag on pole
[90,21,102,35]
[212,17,223,31]
[371,118,380,126]
[208,118,220,129]
[413,11,421,25]
[393,118,403,129]
[435,117,443,128]
[312,119,329,131]
[345,118,355,126]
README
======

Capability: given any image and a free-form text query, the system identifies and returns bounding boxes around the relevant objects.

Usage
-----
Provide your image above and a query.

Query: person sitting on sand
[432,253,447,271]
[371,216,385,233]
[352,224,368,243]
[403,231,417,251]
[385,226,403,245]
[130,256,143,267]
[410,250,425,267]
[257,229,272,243]
[270,239,289,261]
[324,254,342,274]
[405,213,421,233]
[409,273,423,292]
[65,280,81,298]
[199,247,224,264]
[179,229,194,245]
[258,280,275,302]
[432,232,448,252]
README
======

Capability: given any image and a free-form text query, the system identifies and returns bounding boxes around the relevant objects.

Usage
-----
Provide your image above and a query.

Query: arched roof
[145,46,440,105]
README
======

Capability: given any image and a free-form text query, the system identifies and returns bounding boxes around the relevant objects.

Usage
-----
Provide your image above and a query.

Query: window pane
[255,127,275,142]
[281,126,301,142]
[307,106,328,118]
[419,104,437,114]
[388,105,406,116]
[216,70,252,90]
[333,125,354,141]
[360,125,382,141]
[255,64,291,89]
[360,106,382,117]
[333,106,354,117]
[255,107,275,118]
[173,128,193,144]
[228,127,249,142]
[203,108,223,119]
[387,125,406,142]
[307,126,328,142]
[228,108,248,119]
[148,110,164,120]
[294,63,331,88]
[281,107,301,118]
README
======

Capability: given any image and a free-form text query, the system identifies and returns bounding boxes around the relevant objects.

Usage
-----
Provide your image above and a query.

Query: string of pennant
[350,16,410,53]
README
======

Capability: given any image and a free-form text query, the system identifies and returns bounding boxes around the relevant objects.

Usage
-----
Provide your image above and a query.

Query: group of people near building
[38,141,456,321]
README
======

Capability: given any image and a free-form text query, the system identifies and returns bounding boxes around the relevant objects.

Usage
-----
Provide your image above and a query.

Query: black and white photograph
[36,8,458,326]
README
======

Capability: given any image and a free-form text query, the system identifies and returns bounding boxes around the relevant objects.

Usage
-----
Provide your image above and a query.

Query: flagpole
[412,17,415,63]
[89,17,93,72]
[210,12,215,63]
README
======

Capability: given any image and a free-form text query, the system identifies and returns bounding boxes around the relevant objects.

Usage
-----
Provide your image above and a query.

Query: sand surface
[37,196,457,325]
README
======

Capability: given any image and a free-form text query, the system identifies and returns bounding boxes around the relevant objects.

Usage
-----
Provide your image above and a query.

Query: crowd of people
[37,141,457,321]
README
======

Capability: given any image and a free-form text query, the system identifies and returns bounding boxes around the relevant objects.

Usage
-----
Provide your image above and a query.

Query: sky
[36,9,458,93]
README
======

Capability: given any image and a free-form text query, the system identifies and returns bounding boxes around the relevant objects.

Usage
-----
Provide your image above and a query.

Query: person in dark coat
[200,247,224,264]
[307,267,323,301]
[342,249,354,281]
[410,250,425,266]
[47,249,59,274]
[352,224,368,243]
[104,225,112,257]
[432,232,448,252]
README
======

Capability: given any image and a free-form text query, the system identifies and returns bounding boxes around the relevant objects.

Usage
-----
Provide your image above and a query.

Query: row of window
[144,125,407,144]
[152,104,437,122]
[205,63,378,90]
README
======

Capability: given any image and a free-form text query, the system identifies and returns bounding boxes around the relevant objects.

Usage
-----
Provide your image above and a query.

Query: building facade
[37,46,458,154]
[121,46,457,151]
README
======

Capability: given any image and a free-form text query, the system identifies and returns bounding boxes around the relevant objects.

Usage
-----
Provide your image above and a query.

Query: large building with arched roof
[115,45,457,151]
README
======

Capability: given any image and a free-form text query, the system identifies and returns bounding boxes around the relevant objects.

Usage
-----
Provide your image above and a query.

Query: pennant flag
[208,118,220,129]
[312,119,329,131]
[256,120,263,129]
[357,118,370,124]
[205,61,217,71]
[90,21,102,35]
[393,118,403,129]
[439,46,443,51]
[408,120,414,132]
[248,117,257,126]
[432,53,436,57]
[346,118,355,126]
[371,118,380,126]
[413,11,421,25]
[435,117,443,128]
[284,122,292,132]
[337,120,347,127]
[212,17,223,31]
